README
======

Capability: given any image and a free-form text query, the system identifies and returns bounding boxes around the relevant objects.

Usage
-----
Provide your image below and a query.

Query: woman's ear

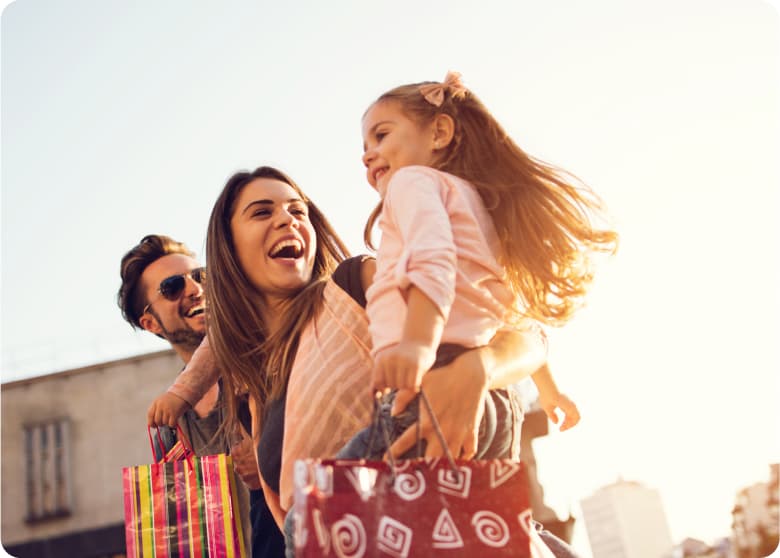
[432,113,455,150]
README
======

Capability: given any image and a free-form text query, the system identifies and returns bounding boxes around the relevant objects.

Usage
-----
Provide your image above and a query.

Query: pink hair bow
[419,71,467,107]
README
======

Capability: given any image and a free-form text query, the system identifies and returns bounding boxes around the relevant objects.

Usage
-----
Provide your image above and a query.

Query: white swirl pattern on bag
[294,460,310,490]
[377,516,413,558]
[432,508,464,549]
[313,508,330,552]
[437,466,472,498]
[471,510,510,548]
[345,467,378,502]
[314,464,333,496]
[331,513,367,558]
[293,510,308,549]
[392,471,426,501]
[490,460,521,489]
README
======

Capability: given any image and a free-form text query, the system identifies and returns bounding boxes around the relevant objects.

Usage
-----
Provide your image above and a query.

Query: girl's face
[361,100,438,194]
[230,177,317,307]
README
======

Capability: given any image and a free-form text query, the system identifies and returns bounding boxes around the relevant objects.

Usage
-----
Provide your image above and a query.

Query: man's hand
[147,392,191,427]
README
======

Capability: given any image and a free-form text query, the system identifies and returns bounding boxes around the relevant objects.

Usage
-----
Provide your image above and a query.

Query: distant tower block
[580,479,674,558]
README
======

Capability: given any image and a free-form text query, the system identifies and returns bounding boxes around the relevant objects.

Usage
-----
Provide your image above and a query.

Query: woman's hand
[387,325,547,459]
[230,428,262,490]
[389,349,489,459]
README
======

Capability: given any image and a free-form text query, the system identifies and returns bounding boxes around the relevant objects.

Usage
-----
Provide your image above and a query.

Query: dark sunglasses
[143,267,206,314]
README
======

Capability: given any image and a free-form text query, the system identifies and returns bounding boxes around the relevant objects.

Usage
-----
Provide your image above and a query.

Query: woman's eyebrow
[241,198,303,215]
[241,199,273,215]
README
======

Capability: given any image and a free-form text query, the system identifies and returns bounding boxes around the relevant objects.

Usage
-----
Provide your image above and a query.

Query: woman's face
[230,177,317,306]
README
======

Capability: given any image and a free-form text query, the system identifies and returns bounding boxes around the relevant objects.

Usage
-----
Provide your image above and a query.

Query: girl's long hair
[206,166,349,434]
[364,81,618,325]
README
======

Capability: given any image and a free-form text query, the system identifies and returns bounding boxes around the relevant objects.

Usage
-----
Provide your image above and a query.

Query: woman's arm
[260,473,286,531]
[248,395,287,530]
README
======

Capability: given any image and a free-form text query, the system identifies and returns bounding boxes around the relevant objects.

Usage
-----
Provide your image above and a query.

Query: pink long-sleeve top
[366,166,517,355]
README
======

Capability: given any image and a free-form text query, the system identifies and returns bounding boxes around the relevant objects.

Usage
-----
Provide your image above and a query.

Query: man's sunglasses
[143,267,206,314]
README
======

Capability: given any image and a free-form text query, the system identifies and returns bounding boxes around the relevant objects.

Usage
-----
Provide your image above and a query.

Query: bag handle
[365,388,459,474]
[147,424,195,467]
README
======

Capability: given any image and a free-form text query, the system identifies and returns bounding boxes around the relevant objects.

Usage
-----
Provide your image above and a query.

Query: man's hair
[118,234,195,329]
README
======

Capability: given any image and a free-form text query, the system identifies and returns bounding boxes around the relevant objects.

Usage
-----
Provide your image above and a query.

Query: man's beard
[152,309,205,352]
[162,326,205,353]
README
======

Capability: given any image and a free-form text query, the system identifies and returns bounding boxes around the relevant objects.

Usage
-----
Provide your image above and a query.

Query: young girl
[339,70,617,458]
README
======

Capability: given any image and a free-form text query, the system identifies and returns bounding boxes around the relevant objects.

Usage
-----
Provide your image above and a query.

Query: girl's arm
[389,326,548,458]
[372,285,445,393]
[371,169,456,393]
[531,363,580,431]
[146,335,220,426]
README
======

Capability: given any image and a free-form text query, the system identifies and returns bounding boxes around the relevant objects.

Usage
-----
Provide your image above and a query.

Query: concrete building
[580,479,674,558]
[1,349,181,558]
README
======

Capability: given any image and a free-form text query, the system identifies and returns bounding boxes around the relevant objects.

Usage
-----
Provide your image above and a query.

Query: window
[24,418,72,522]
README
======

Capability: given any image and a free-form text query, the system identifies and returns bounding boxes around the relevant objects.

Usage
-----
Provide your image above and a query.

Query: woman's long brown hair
[364,81,618,326]
[206,166,349,434]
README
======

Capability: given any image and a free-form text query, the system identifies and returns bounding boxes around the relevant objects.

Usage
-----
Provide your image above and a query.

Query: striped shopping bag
[122,428,247,558]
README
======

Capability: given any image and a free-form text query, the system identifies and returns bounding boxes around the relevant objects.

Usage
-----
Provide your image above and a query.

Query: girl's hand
[147,392,190,427]
[539,391,580,431]
[372,341,436,393]
[389,349,488,459]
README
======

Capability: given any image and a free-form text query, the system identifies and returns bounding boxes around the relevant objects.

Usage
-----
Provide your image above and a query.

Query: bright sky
[2,1,778,555]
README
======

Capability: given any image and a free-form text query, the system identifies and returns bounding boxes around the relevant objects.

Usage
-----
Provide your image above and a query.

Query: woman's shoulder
[332,255,375,308]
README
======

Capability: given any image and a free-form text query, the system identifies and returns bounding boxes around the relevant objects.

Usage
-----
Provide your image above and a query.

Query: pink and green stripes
[122,455,247,558]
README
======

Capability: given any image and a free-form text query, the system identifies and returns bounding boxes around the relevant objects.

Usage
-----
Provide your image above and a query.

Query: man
[118,234,284,558]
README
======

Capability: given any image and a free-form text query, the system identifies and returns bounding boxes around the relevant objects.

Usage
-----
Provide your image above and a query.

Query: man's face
[138,254,206,351]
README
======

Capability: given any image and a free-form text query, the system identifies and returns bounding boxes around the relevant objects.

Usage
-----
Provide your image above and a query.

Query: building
[1,349,182,558]
[731,464,779,558]
[580,479,674,558]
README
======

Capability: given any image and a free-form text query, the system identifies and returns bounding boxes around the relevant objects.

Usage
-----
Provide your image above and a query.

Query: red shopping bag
[291,391,549,557]
[292,456,539,557]
[122,426,248,558]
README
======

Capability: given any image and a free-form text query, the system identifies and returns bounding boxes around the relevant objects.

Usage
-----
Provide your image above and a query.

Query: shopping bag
[122,426,248,558]
[291,391,553,557]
